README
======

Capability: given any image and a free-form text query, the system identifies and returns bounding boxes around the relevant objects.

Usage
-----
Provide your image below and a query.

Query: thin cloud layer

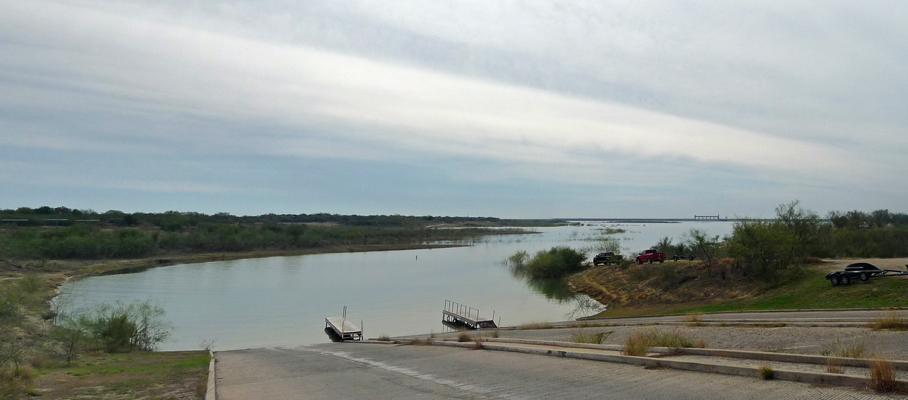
[0,0,905,216]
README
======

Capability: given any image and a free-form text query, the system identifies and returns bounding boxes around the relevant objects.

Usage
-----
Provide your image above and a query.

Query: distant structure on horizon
[694,215,721,220]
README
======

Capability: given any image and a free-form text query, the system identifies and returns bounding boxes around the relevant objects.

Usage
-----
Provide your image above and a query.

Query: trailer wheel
[830,275,840,286]
[859,272,870,282]
[841,275,851,285]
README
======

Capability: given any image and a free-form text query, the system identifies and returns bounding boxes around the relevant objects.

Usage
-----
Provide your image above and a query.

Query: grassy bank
[584,263,908,319]
[29,351,210,399]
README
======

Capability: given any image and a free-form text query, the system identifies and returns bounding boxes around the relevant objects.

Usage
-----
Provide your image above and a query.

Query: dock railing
[444,300,481,320]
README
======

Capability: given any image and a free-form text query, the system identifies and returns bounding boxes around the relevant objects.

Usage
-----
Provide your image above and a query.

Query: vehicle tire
[830,275,840,286]
[841,275,851,285]
[637,259,643,264]
[648,258,653,264]
[859,272,870,282]
[659,257,665,263]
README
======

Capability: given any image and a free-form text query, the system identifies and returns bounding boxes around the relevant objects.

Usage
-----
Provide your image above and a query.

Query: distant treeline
[0,207,552,259]
[0,206,559,229]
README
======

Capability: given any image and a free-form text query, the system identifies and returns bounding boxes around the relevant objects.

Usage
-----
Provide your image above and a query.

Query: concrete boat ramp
[213,309,908,399]
[214,340,894,400]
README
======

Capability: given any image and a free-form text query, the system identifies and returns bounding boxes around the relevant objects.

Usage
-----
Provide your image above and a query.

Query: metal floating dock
[325,306,363,341]
[442,300,498,330]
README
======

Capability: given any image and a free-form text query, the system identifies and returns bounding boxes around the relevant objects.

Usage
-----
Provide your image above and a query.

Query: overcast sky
[2,0,906,218]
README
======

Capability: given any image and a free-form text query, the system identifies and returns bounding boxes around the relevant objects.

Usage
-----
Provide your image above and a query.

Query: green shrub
[509,247,587,279]
[70,301,171,353]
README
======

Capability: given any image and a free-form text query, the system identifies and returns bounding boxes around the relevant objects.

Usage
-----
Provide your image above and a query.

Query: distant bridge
[694,215,721,221]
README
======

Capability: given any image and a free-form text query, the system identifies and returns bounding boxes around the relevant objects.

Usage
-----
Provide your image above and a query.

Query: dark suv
[593,252,622,266]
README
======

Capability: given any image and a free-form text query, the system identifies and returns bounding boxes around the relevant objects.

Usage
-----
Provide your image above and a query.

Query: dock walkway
[442,300,497,329]
[325,317,362,341]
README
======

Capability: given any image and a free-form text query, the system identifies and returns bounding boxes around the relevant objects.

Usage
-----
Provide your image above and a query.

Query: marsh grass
[457,331,472,342]
[470,337,484,350]
[868,311,908,331]
[408,338,433,346]
[376,335,391,341]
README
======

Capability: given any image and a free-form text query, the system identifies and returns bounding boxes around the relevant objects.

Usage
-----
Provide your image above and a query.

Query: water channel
[55,221,734,351]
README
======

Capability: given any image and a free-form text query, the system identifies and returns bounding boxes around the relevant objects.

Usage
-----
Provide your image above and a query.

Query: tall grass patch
[868,311,908,331]
[868,357,901,393]
[622,330,651,356]
[622,328,703,356]
[822,338,867,358]
[570,329,612,344]
[516,322,554,330]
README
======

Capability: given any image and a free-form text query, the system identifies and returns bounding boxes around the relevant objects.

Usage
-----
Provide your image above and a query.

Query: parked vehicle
[671,254,696,262]
[593,252,622,266]
[825,263,908,286]
[636,249,666,264]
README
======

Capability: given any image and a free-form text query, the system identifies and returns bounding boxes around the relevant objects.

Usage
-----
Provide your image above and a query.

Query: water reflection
[509,268,606,319]
[521,276,576,302]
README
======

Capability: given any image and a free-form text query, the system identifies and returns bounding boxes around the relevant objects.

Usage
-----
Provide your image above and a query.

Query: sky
[1,0,907,218]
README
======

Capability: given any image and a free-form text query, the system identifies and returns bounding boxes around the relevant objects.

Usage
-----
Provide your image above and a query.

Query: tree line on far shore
[0,208,542,259]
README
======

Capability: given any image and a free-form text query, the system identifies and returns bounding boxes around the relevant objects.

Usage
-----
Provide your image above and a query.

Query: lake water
[55,221,734,351]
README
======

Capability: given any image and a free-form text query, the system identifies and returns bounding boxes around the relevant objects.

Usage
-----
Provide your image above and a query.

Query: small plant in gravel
[489,330,499,338]
[868,311,908,331]
[646,328,703,349]
[759,363,774,380]
[408,338,432,346]
[376,335,391,341]
[826,358,844,374]
[570,329,612,344]
[457,331,472,342]
[517,322,554,330]
[823,338,867,358]
[868,357,900,393]
[470,337,484,350]
[622,330,651,356]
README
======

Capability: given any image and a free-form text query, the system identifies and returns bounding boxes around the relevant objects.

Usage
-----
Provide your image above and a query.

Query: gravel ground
[423,325,908,360]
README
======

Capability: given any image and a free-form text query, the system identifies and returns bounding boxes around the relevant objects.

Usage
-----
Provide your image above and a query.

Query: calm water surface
[56,221,733,351]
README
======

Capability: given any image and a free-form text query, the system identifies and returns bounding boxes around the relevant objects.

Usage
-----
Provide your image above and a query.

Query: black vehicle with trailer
[593,252,623,266]
[826,262,908,286]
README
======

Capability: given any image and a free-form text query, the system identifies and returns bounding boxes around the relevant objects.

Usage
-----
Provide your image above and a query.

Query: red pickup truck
[636,249,666,264]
